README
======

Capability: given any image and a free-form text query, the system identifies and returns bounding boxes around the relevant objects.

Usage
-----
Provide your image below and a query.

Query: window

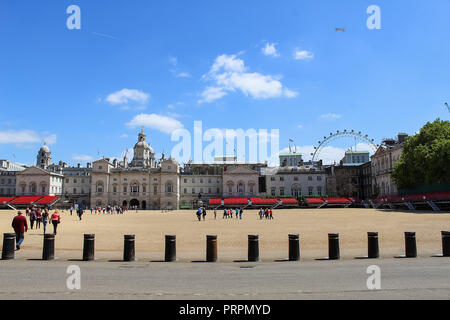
[184,179,187,183]
[41,186,46,193]
[113,186,117,193]
[208,188,211,194]
[317,176,322,181]
[154,185,158,195]
[192,188,196,194]
[208,178,211,183]
[168,166,171,170]
[217,188,220,193]
[308,176,313,181]
[184,188,187,194]
[200,179,203,183]
[73,188,77,194]
[81,179,85,184]
[99,166,103,170]
[280,188,285,196]
[280,177,284,181]
[66,179,69,183]
[271,188,275,196]
[317,186,322,195]
[308,187,313,196]
[142,186,146,193]
[270,177,275,181]
[294,177,299,181]
[123,186,127,193]
[192,178,195,183]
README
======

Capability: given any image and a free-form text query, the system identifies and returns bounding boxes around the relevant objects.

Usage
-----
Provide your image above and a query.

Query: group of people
[196,207,207,221]
[86,206,126,215]
[259,208,274,220]
[12,207,61,250]
[223,208,244,219]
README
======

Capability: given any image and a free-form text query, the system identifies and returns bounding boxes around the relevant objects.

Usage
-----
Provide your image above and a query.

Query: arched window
[131,182,139,194]
[166,182,173,193]
[29,182,37,194]
[237,182,244,195]
[96,181,104,193]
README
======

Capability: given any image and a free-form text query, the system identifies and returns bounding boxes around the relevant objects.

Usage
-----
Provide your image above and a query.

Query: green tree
[392,119,450,189]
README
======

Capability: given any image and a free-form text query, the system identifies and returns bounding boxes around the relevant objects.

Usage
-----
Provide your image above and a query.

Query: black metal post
[42,233,55,260]
[288,234,300,261]
[83,234,95,261]
[165,235,176,262]
[328,233,340,260]
[248,235,259,262]
[405,232,417,258]
[1,233,15,260]
[206,235,218,262]
[367,232,379,258]
[123,234,135,261]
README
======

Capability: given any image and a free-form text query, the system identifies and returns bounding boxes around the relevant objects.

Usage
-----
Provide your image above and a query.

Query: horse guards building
[0,129,408,209]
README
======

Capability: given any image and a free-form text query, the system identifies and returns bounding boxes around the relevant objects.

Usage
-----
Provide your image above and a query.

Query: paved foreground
[0,257,449,299]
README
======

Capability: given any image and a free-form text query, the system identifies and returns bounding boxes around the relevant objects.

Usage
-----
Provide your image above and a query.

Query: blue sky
[0,0,449,166]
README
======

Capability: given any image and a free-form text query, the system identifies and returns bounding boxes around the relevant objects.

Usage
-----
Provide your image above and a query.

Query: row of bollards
[2,231,450,261]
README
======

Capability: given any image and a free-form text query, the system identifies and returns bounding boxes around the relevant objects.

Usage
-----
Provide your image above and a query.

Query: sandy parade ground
[1,208,450,262]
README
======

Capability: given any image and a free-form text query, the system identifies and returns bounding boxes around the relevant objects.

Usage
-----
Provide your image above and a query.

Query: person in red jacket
[11,211,28,250]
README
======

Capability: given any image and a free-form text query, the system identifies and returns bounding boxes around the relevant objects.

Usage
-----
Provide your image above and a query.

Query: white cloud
[320,113,342,120]
[106,89,150,105]
[297,125,303,129]
[175,72,191,78]
[119,134,129,138]
[73,154,94,162]
[199,86,228,103]
[262,43,279,57]
[126,114,184,134]
[0,130,57,145]
[294,49,314,60]
[199,54,298,103]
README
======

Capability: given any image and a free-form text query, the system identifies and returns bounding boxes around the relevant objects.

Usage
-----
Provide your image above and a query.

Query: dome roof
[39,144,50,153]
[134,141,154,154]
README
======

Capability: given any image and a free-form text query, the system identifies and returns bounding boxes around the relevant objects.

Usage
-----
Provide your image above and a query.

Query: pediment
[225,165,258,175]
[17,166,49,175]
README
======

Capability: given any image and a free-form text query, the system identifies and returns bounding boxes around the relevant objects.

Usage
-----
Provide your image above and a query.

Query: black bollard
[206,235,217,262]
[442,231,450,257]
[367,232,379,259]
[123,234,135,261]
[404,232,417,258]
[42,233,55,260]
[288,234,300,261]
[83,234,95,261]
[165,235,176,262]
[2,233,15,260]
[328,233,340,260]
[248,235,259,262]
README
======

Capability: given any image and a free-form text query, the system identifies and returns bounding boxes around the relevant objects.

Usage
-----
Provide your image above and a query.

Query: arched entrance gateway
[130,199,140,208]
[122,200,127,207]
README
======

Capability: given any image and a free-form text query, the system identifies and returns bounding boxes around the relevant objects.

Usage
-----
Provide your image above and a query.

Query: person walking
[29,208,37,230]
[269,208,273,220]
[12,211,28,250]
[239,208,243,220]
[51,210,61,235]
[202,207,207,221]
[77,206,84,221]
[196,208,202,221]
[35,208,42,229]
[70,206,73,216]
[259,208,263,220]
[42,208,49,234]
[223,208,227,219]
[214,209,217,220]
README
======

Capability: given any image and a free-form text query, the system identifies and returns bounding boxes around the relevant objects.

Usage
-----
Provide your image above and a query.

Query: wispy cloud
[199,54,298,103]
[294,49,314,60]
[126,114,184,134]
[106,89,150,105]
[320,113,342,120]
[262,43,279,57]
[0,130,57,146]
[73,154,94,162]
[91,32,118,40]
